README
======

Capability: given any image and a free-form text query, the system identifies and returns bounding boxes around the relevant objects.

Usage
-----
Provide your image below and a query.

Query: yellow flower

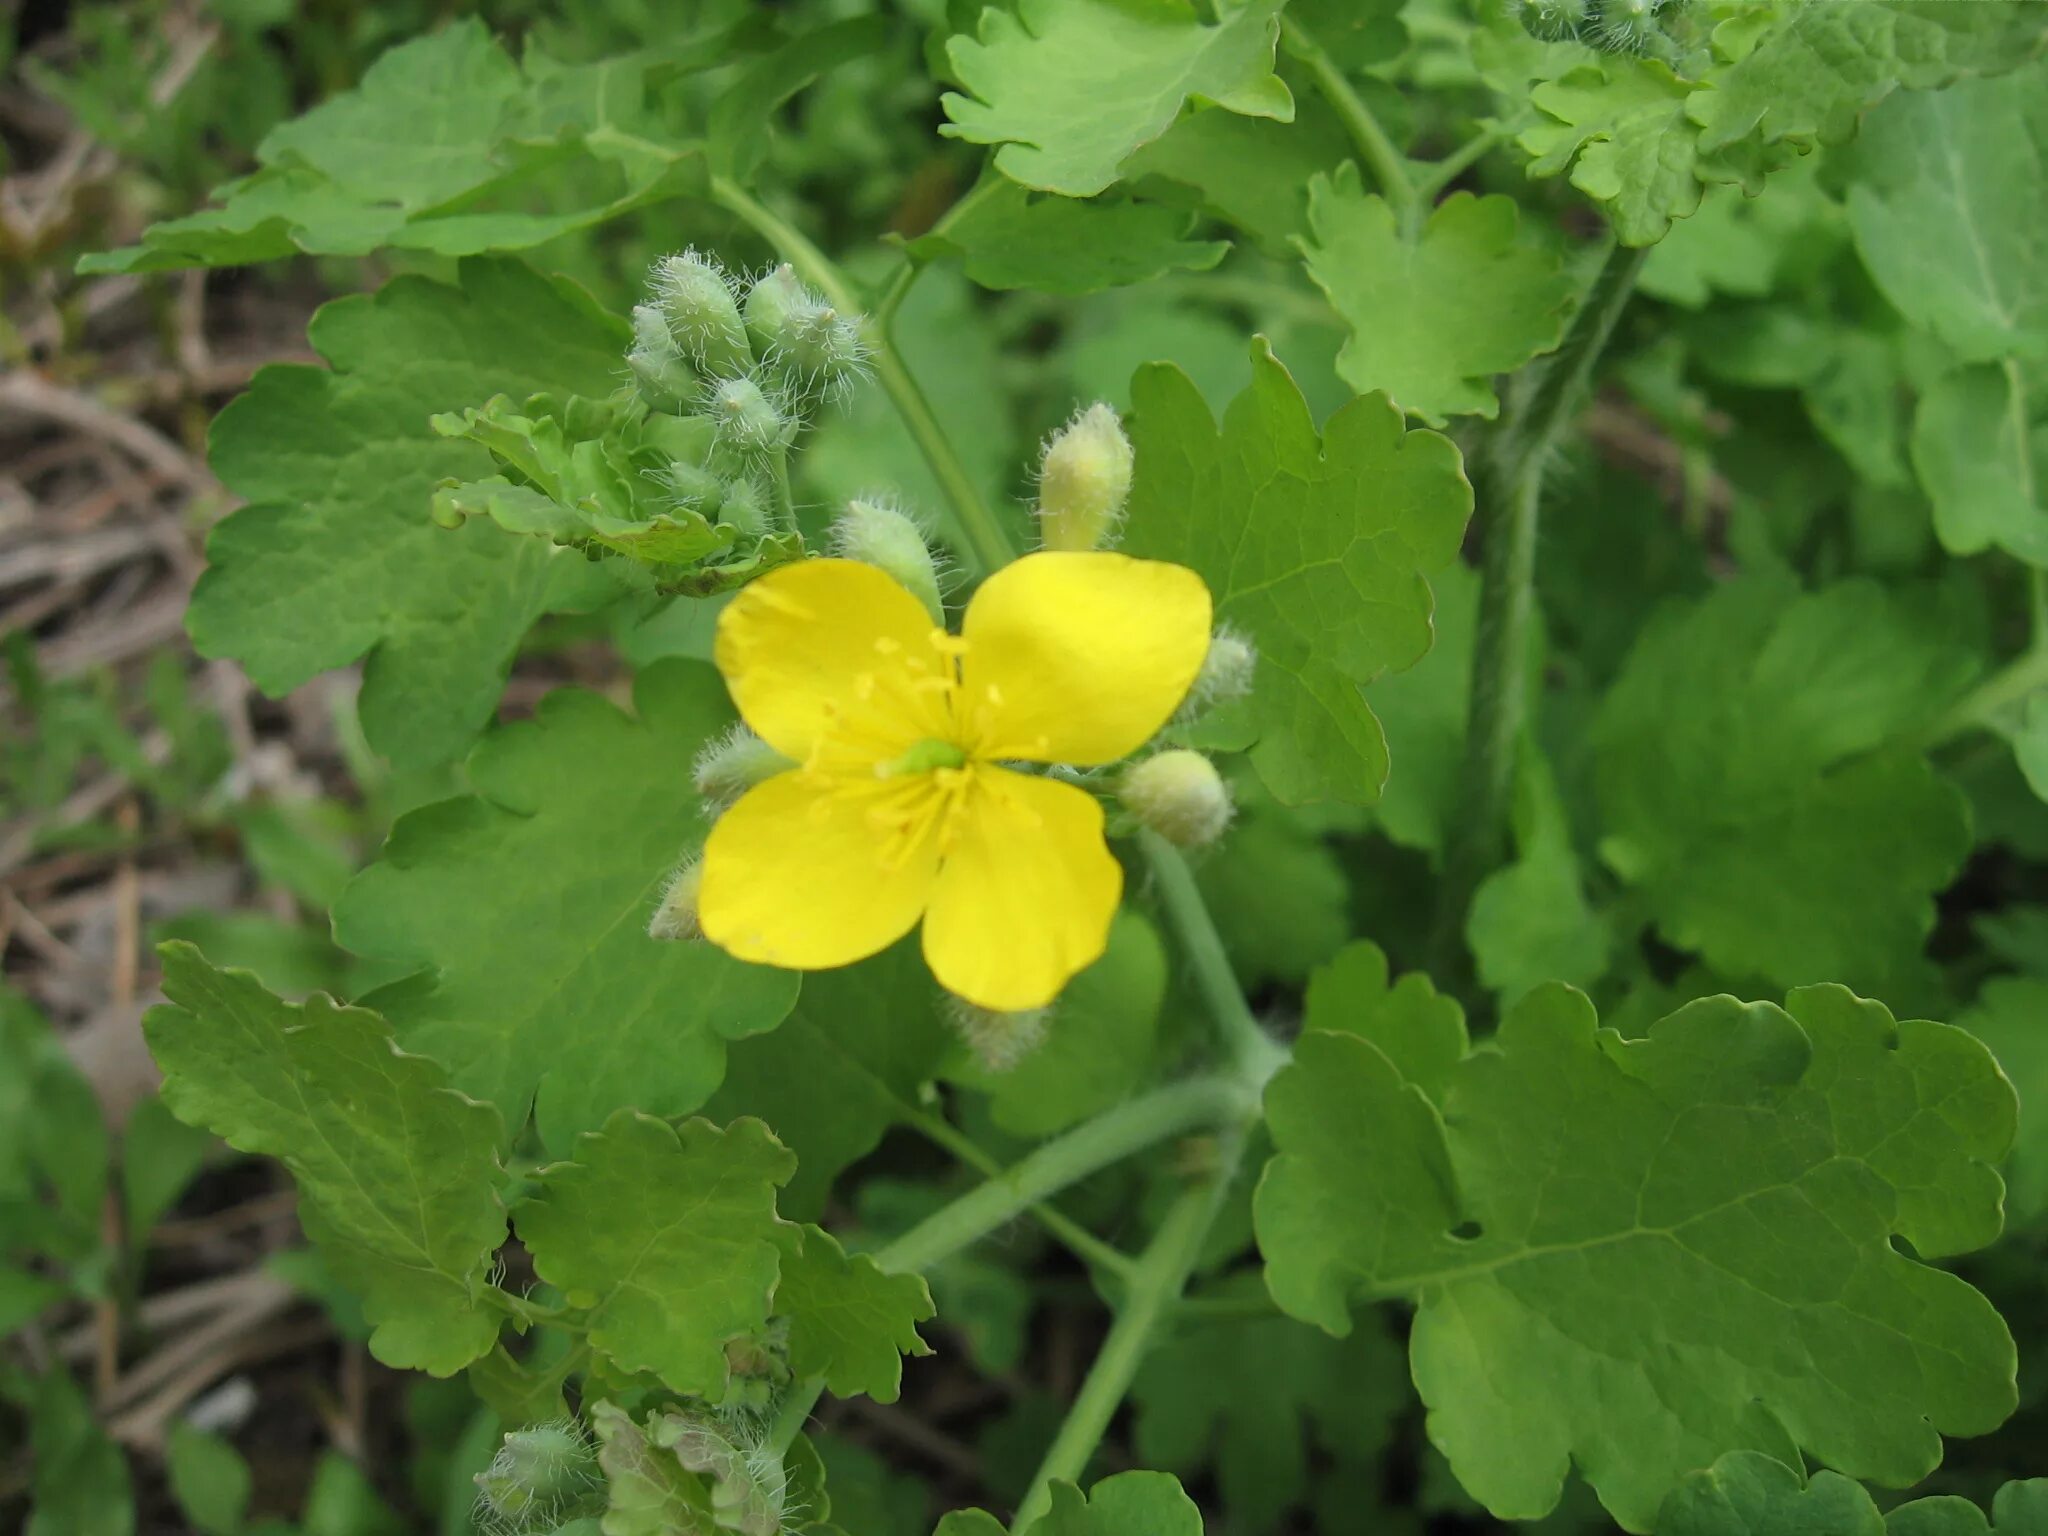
[698,552,1212,1010]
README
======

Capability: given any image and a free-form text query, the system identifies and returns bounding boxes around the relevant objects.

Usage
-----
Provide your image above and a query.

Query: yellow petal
[958,552,1211,765]
[700,769,943,971]
[922,766,1122,1010]
[714,558,956,768]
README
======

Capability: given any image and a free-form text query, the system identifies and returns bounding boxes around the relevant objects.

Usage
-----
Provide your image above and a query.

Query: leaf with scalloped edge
[145,945,506,1376]
[1121,341,1472,806]
[1300,171,1573,424]
[333,662,799,1150]
[187,258,630,768]
[519,1111,795,1397]
[936,1472,1204,1536]
[775,1225,933,1404]
[1256,979,2018,1531]
[940,0,1293,198]
[1656,1452,2048,1536]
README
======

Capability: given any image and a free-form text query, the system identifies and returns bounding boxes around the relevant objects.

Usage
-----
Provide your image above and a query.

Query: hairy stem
[904,1105,1138,1281]
[709,174,1017,575]
[765,1074,1247,1460]
[1014,1127,1247,1527]
[1282,15,1412,211]
[1139,830,1286,1085]
[1432,241,1649,976]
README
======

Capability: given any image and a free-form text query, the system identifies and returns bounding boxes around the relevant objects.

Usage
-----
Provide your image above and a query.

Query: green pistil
[879,738,969,777]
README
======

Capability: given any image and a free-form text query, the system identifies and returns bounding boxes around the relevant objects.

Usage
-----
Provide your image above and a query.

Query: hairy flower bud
[830,498,945,622]
[1190,628,1257,710]
[704,375,795,459]
[1119,750,1233,848]
[1511,0,1589,40]
[746,264,870,402]
[648,858,704,942]
[694,725,794,812]
[946,994,1050,1072]
[629,303,698,413]
[662,459,725,517]
[652,250,751,375]
[473,1420,599,1526]
[1035,403,1134,552]
[718,476,772,539]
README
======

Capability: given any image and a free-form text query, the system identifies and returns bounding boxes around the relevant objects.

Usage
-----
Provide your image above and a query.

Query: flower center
[876,737,969,778]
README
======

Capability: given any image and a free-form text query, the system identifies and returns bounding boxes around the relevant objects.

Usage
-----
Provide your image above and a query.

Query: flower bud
[946,994,1050,1072]
[746,264,870,403]
[662,458,725,517]
[1119,750,1233,848]
[718,476,772,539]
[1512,0,1588,40]
[648,858,704,941]
[1190,628,1257,710]
[704,375,795,459]
[628,303,698,413]
[693,725,794,812]
[473,1420,599,1524]
[652,250,751,375]
[830,497,945,623]
[1035,403,1134,552]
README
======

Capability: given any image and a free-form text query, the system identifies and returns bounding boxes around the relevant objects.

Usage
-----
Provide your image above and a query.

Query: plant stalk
[1431,240,1649,975]
[709,174,1017,576]
[1139,829,1285,1086]
[1281,15,1413,212]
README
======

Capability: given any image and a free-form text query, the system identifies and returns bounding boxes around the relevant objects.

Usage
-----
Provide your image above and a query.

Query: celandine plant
[38,0,2048,1532]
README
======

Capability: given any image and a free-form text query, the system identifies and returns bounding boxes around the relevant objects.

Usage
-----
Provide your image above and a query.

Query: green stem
[875,172,1008,333]
[1924,645,2048,748]
[767,441,797,533]
[1432,241,1649,976]
[1282,15,1413,211]
[764,1074,1245,1461]
[903,1106,1139,1282]
[709,174,1017,576]
[1410,120,1515,203]
[1139,830,1285,1085]
[1014,1127,1248,1527]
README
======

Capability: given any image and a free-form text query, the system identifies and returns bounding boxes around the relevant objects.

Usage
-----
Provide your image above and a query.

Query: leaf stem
[1013,1127,1247,1527]
[766,441,797,533]
[1138,830,1286,1086]
[1410,120,1517,203]
[709,174,1017,576]
[1281,15,1413,212]
[764,1073,1246,1461]
[1924,644,2048,748]
[1432,240,1649,976]
[902,1105,1140,1282]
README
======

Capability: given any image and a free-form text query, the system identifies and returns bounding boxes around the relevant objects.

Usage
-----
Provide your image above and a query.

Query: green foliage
[937,1471,1203,1536]
[1257,980,2018,1530]
[1121,342,1472,805]
[146,945,508,1374]
[912,179,1228,296]
[777,1225,934,1404]
[941,0,1293,197]
[1657,1452,2048,1536]
[332,662,797,1149]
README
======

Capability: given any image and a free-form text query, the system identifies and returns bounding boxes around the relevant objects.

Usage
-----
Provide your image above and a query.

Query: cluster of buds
[626,250,873,541]
[1508,0,1693,57]
[473,1420,602,1533]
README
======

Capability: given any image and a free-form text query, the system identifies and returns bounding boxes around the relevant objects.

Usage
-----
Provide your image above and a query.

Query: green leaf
[167,1424,253,1536]
[520,1111,793,1396]
[1467,750,1611,1000]
[1193,801,1351,989]
[1687,0,2048,162]
[1521,58,1708,247]
[912,180,1227,295]
[703,944,950,1223]
[1121,99,1352,256]
[192,258,629,767]
[1654,1451,1883,1535]
[78,20,720,274]
[1255,983,2018,1531]
[1592,575,1974,988]
[1846,59,2048,365]
[144,945,506,1375]
[1958,975,2048,1230]
[1302,941,1466,1107]
[0,985,108,1285]
[1909,362,2048,566]
[941,0,1293,197]
[1300,172,1573,424]
[776,1225,934,1404]
[1132,1289,1405,1532]
[11,1366,133,1536]
[333,662,799,1149]
[1121,341,1472,805]
[972,911,1167,1139]
[1655,1452,2048,1536]
[937,1472,1204,1536]
[592,1400,789,1536]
